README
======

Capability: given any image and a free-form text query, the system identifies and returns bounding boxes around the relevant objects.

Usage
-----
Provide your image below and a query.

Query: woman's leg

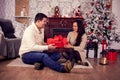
[74,49,87,62]
[63,48,74,62]
[79,51,87,62]
[74,50,89,66]
[74,50,82,63]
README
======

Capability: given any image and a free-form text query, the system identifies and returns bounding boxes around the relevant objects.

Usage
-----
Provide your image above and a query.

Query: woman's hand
[64,44,74,48]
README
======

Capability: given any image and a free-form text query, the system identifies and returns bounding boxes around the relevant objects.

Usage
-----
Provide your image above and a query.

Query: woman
[64,19,88,66]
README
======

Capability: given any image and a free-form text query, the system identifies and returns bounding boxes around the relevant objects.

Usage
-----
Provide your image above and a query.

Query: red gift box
[62,38,68,45]
[107,51,117,61]
[47,35,68,48]
[47,38,54,44]
[55,41,64,48]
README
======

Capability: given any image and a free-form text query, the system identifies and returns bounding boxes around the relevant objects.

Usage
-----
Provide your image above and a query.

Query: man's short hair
[34,13,48,22]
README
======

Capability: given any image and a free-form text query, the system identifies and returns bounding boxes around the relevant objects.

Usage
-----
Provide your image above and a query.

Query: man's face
[37,18,48,28]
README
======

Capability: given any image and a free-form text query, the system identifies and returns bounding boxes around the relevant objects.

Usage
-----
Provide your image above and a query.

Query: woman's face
[73,22,78,32]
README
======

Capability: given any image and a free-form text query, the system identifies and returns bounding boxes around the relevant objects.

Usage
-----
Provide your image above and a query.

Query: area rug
[7,58,93,69]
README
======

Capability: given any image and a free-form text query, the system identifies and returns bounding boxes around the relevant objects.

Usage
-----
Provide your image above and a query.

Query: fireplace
[44,28,72,42]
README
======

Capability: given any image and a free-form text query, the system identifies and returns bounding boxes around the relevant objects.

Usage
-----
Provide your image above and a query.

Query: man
[19,13,73,73]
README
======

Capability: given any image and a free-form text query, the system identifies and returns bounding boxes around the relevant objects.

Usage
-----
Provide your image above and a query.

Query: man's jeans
[22,51,63,72]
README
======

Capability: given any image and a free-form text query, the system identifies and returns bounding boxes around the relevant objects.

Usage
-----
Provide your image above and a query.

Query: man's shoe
[34,62,44,70]
[62,60,74,73]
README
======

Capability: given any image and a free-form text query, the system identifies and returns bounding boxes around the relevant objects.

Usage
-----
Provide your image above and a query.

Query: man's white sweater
[19,23,48,57]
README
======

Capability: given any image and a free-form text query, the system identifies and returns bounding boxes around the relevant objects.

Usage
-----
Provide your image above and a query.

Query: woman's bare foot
[77,61,89,66]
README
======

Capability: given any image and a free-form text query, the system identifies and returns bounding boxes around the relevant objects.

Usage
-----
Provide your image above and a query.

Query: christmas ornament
[54,6,61,17]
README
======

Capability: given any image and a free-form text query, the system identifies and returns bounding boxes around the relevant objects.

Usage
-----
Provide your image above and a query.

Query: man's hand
[43,44,57,53]
[48,44,56,50]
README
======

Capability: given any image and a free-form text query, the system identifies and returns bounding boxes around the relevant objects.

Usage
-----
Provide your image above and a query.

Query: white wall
[29,0,91,23]
[4,0,15,21]
[0,0,15,21]
[112,0,120,31]
[110,0,120,49]
[0,0,5,18]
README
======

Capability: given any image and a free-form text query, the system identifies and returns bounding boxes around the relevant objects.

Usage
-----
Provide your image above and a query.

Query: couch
[0,19,21,58]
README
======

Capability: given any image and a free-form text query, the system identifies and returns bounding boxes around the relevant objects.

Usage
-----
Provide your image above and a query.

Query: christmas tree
[84,0,120,45]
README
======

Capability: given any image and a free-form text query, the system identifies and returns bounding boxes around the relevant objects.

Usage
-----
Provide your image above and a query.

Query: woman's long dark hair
[74,19,85,46]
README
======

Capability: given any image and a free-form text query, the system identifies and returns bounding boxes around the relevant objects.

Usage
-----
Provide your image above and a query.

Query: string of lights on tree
[84,0,120,44]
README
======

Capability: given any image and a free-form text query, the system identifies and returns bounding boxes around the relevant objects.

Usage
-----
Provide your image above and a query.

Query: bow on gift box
[47,35,68,48]
[101,40,108,51]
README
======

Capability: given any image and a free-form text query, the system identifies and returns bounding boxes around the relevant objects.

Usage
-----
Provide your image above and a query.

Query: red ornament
[91,2,94,6]
[90,10,93,14]
[108,26,112,30]
[106,4,111,9]
[83,22,87,27]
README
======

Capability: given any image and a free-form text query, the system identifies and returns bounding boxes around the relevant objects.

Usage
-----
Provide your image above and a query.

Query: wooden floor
[0,53,120,80]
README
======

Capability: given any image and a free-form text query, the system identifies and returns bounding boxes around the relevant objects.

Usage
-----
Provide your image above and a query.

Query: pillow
[0,19,15,33]
[5,33,16,38]
[0,19,16,38]
[14,22,26,38]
